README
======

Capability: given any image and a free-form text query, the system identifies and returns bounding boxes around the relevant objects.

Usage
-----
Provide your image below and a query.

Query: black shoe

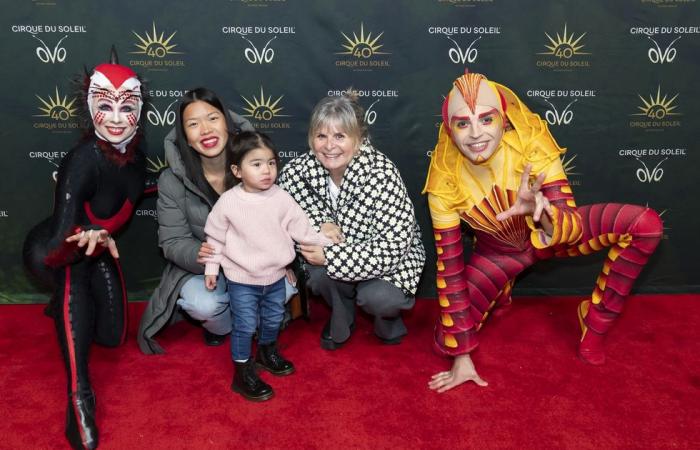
[378,335,404,345]
[256,342,295,376]
[65,389,98,450]
[320,320,355,351]
[43,296,58,319]
[203,329,227,346]
[232,359,274,402]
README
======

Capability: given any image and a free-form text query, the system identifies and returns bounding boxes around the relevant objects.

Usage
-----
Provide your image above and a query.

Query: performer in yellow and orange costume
[425,71,663,392]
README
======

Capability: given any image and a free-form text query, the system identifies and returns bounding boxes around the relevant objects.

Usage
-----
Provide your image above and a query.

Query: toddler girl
[203,131,337,401]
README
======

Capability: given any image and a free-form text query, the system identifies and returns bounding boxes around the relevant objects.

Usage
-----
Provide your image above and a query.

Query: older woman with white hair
[278,91,425,350]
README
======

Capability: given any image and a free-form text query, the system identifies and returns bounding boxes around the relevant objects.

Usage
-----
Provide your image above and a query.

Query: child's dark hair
[225,131,280,189]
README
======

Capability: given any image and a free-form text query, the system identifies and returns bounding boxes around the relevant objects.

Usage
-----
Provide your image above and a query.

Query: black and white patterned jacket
[278,143,425,296]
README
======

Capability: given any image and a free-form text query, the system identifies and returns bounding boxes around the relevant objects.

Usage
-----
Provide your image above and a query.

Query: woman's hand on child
[285,268,297,286]
[197,242,216,264]
[321,222,345,243]
[300,244,327,266]
[204,275,218,291]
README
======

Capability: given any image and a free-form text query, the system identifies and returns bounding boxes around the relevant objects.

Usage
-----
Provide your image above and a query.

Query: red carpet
[1,295,699,449]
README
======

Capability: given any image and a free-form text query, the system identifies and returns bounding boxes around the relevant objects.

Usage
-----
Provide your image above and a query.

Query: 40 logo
[538,24,590,59]
[35,87,77,121]
[338,23,389,59]
[131,22,183,58]
[241,87,289,121]
[633,86,680,120]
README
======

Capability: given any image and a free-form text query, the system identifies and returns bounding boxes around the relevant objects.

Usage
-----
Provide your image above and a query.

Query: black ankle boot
[65,389,98,450]
[232,359,274,402]
[256,342,295,376]
[203,329,227,346]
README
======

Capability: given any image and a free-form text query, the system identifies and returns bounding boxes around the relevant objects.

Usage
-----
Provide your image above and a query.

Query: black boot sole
[231,383,274,402]
[256,362,295,376]
[320,336,346,351]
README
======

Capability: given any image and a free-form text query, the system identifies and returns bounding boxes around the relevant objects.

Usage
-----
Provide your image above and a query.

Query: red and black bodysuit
[23,60,154,450]
[424,72,663,369]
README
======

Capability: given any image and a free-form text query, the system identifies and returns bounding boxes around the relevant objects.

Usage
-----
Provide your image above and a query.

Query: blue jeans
[177,275,231,335]
[227,277,286,361]
[177,275,297,337]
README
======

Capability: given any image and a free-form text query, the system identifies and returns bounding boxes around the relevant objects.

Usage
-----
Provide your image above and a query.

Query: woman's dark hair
[225,131,280,189]
[175,87,234,205]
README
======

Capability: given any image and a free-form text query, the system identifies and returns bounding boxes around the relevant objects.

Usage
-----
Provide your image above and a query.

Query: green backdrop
[3,0,699,303]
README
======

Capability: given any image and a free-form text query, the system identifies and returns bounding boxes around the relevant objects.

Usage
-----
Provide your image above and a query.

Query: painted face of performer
[449,105,504,164]
[88,64,142,146]
[445,73,505,165]
[183,100,230,159]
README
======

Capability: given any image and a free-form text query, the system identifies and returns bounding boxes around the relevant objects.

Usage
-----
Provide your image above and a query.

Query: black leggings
[25,230,126,393]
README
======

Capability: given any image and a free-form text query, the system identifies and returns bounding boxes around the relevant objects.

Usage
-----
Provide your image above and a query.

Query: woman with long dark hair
[138,88,255,353]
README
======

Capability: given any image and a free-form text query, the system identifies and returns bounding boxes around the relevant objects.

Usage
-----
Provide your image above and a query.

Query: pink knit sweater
[204,184,332,285]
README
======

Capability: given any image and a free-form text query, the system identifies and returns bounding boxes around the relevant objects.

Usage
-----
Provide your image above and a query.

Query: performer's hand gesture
[65,228,119,258]
[429,354,488,393]
[496,164,553,235]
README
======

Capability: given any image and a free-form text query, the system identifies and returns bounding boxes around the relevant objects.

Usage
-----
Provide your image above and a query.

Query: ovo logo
[241,87,288,121]
[131,22,183,58]
[241,35,276,64]
[446,35,481,64]
[539,24,590,59]
[647,35,681,64]
[633,86,680,119]
[364,99,380,125]
[146,100,177,126]
[543,97,577,125]
[32,34,68,63]
[338,23,388,59]
[635,157,667,183]
[35,87,77,121]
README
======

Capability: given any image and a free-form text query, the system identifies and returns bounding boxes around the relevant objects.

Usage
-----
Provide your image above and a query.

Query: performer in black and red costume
[23,49,155,449]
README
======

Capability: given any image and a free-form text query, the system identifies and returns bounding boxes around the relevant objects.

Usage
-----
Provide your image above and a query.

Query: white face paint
[87,70,142,147]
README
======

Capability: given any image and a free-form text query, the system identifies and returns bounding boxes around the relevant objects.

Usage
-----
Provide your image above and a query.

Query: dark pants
[305,266,415,342]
